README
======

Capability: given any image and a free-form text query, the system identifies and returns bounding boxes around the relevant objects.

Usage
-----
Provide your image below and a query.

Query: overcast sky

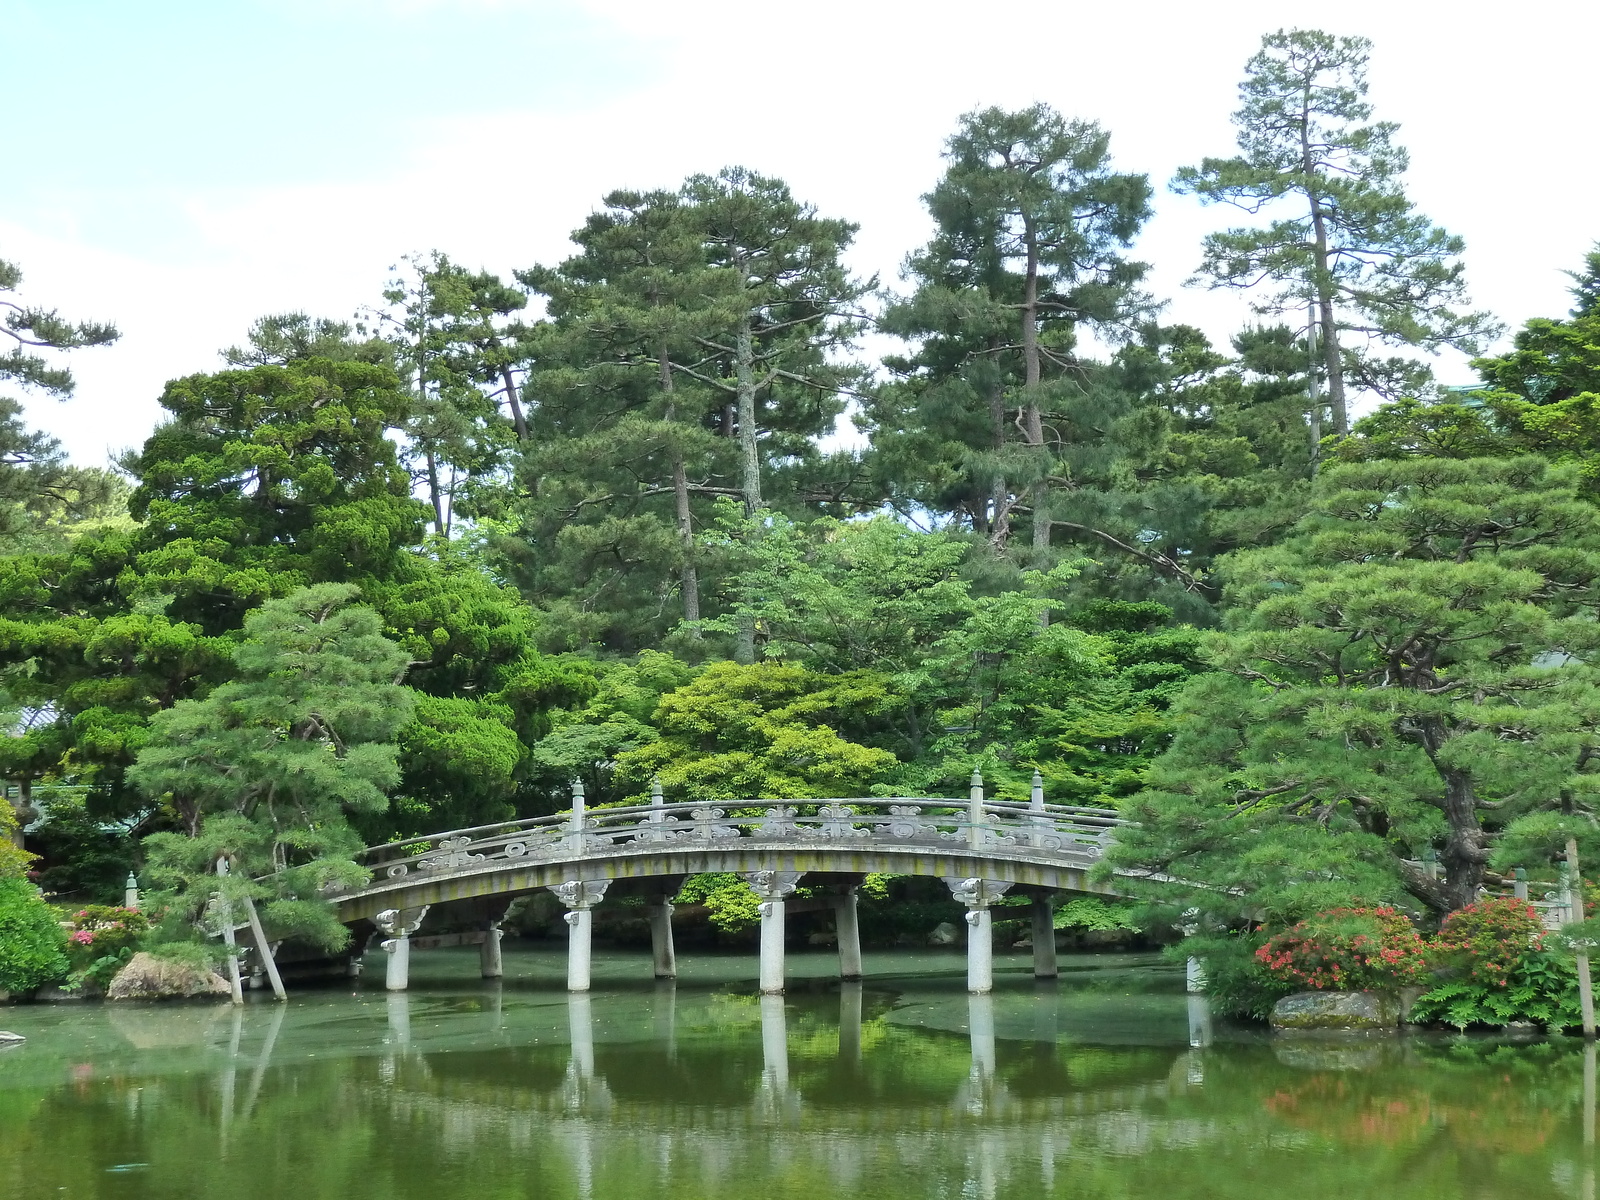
[6,0,1596,467]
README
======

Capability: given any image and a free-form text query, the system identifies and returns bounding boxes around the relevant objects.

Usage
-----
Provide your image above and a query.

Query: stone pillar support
[1031,896,1058,980]
[375,906,430,992]
[744,871,804,994]
[648,897,677,979]
[833,887,863,981]
[550,880,611,992]
[480,919,504,979]
[945,877,1012,994]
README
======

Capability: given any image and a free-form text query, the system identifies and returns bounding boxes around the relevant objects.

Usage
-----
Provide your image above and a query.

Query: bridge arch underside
[334,844,1119,925]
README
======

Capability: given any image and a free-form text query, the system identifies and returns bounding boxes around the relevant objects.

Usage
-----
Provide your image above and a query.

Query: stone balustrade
[317,772,1124,996]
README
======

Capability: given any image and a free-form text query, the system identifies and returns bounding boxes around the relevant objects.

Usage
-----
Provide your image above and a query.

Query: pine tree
[1174,29,1499,436]
[876,105,1151,557]
[1111,457,1600,920]
[133,584,414,949]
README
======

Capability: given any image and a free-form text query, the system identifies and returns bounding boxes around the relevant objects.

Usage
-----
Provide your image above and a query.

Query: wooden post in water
[1568,837,1595,1038]
[241,891,286,1001]
[215,857,244,1006]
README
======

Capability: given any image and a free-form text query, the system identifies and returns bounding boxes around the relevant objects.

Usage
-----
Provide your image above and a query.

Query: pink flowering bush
[64,904,149,990]
[1256,906,1428,991]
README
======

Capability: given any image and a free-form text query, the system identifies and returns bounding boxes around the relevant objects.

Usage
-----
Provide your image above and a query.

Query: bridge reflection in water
[332,771,1124,996]
[356,982,1213,1200]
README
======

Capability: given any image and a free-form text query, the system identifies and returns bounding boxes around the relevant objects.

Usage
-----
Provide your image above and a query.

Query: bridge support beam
[1031,897,1058,980]
[945,878,1012,994]
[744,871,803,994]
[374,906,429,992]
[833,887,863,981]
[648,897,676,979]
[551,880,611,992]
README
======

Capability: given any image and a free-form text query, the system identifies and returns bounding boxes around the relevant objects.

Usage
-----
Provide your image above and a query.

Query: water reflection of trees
[0,994,1596,1200]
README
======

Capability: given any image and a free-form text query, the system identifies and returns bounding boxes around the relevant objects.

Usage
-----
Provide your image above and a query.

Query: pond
[0,947,1595,1199]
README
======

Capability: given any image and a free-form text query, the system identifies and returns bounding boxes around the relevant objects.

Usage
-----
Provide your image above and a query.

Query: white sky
[6,0,1596,467]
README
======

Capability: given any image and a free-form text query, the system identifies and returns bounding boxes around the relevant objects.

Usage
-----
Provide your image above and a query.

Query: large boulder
[1270,990,1401,1033]
[107,953,231,1002]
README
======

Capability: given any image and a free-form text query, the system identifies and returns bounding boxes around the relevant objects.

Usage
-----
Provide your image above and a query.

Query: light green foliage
[528,651,689,804]
[1111,457,1600,922]
[0,803,33,879]
[0,876,68,992]
[1053,896,1140,931]
[616,661,899,802]
[1175,29,1499,431]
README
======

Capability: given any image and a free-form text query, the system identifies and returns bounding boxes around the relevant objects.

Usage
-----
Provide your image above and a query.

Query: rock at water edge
[1270,990,1401,1032]
[107,953,231,1001]
[928,922,959,946]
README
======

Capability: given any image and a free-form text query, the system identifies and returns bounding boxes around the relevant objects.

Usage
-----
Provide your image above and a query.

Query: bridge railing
[351,775,1121,888]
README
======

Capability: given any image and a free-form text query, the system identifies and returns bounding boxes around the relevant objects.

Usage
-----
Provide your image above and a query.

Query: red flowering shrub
[1428,897,1544,988]
[1256,907,1428,991]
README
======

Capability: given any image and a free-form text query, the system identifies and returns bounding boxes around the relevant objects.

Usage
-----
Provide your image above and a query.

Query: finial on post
[651,776,664,805]
[124,872,140,911]
[1030,770,1045,812]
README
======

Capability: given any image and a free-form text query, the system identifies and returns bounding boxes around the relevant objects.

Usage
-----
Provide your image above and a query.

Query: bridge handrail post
[968,769,985,851]
[566,780,586,854]
[1029,769,1049,848]
[650,777,665,830]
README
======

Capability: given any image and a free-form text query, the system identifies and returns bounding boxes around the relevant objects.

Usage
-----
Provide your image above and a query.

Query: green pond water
[1,946,1596,1199]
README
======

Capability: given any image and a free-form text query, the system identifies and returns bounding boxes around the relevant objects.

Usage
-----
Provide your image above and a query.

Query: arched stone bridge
[331,772,1124,996]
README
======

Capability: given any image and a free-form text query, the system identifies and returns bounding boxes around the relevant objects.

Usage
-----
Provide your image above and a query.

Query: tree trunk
[1306,301,1322,472]
[734,315,761,515]
[659,348,700,628]
[424,446,445,536]
[1569,837,1596,1038]
[1437,766,1489,910]
[987,368,1010,551]
[1299,89,1349,437]
[733,311,759,665]
[499,365,528,442]
[1021,219,1051,560]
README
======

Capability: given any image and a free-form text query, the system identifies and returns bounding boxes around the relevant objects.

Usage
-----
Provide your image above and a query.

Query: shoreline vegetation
[4,28,1600,1038]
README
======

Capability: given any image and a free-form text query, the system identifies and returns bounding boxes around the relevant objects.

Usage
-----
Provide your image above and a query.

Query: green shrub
[1408,951,1580,1031]
[0,877,69,993]
[1176,930,1296,1020]
[1409,897,1582,1030]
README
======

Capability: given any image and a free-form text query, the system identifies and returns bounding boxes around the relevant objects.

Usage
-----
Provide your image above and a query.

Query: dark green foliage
[29,795,132,902]
[0,876,68,992]
[1409,953,1581,1031]
[1109,457,1600,921]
